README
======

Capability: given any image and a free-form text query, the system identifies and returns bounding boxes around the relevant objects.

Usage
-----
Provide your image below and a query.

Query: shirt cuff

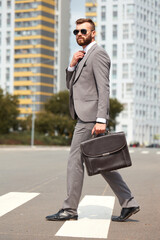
[96,118,107,124]
[68,66,76,71]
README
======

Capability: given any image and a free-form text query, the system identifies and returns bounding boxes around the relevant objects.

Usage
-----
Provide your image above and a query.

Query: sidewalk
[0,145,70,151]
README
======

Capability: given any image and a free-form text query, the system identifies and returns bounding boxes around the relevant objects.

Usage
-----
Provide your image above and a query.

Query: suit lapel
[74,43,97,84]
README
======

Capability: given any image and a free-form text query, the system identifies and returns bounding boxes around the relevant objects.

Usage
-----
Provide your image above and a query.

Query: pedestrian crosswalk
[0,192,115,239]
[0,192,40,217]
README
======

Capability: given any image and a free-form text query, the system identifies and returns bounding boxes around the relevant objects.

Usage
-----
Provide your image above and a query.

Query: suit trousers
[62,121,138,214]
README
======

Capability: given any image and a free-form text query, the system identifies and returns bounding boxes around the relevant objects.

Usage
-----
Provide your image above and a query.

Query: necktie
[78,52,85,63]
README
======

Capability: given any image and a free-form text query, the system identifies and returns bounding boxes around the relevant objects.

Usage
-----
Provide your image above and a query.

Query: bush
[35,111,75,140]
[0,132,72,146]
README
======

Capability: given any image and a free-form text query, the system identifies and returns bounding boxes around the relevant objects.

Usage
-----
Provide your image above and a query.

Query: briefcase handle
[92,128,110,138]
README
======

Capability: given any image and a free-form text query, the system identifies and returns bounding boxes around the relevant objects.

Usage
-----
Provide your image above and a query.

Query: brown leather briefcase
[80,132,132,176]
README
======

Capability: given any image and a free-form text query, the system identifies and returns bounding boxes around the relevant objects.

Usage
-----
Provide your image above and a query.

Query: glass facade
[14,0,56,118]
[85,0,97,25]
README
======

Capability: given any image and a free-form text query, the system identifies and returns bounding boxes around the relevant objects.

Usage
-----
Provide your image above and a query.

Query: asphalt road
[0,146,160,240]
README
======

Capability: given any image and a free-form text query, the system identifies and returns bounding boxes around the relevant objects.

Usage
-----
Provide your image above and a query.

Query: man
[46,18,140,222]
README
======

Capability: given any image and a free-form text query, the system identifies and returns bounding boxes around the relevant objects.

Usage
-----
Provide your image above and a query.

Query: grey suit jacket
[66,43,110,122]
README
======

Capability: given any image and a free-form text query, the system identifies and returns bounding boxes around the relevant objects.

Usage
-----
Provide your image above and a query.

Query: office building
[0,0,15,94]
[86,0,160,145]
[54,0,70,93]
[0,0,70,118]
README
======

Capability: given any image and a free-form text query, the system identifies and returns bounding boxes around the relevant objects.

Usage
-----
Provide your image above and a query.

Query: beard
[76,33,92,46]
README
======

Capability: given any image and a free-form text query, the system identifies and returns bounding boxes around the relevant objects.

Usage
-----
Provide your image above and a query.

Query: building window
[112,64,117,79]
[33,2,39,8]
[131,63,134,78]
[86,6,97,12]
[6,31,11,45]
[122,124,128,136]
[123,24,129,39]
[126,43,134,58]
[112,89,117,97]
[122,63,128,78]
[101,6,106,21]
[113,25,117,39]
[6,49,10,63]
[112,44,117,58]
[113,5,118,19]
[131,23,135,39]
[126,83,133,96]
[126,4,134,19]
[6,68,10,81]
[101,25,106,40]
[7,13,11,26]
[122,43,126,58]
[7,0,11,8]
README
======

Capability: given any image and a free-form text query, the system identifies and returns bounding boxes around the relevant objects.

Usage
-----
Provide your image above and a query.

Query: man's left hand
[92,123,106,135]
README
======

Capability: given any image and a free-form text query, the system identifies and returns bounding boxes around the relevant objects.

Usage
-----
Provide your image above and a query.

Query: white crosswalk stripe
[56,195,115,239]
[0,192,40,217]
[141,150,149,154]
[129,149,135,153]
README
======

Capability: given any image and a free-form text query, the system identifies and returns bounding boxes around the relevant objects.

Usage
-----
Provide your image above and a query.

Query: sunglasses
[73,29,93,35]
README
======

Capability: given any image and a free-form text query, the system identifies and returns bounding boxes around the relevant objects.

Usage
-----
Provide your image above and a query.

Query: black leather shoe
[46,209,78,221]
[112,206,140,222]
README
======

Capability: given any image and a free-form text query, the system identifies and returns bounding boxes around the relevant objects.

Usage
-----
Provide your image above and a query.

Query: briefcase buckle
[102,152,110,156]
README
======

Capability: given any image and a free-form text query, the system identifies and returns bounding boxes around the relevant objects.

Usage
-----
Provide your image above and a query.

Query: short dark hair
[76,18,95,31]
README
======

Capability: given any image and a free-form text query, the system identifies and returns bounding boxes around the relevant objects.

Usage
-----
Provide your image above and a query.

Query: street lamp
[31,85,36,147]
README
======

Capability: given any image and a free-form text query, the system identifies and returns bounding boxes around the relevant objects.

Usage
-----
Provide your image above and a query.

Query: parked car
[129,142,140,147]
[146,143,160,148]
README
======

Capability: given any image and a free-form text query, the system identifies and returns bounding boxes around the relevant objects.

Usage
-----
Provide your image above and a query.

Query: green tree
[35,112,75,140]
[35,112,55,135]
[108,98,124,130]
[0,89,19,134]
[35,90,75,140]
[45,90,70,116]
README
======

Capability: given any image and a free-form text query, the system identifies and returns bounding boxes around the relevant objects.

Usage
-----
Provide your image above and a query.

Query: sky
[70,0,85,58]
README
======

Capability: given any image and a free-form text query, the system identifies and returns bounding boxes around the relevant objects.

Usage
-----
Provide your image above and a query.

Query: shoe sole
[46,216,78,221]
[112,208,140,222]
[122,208,140,221]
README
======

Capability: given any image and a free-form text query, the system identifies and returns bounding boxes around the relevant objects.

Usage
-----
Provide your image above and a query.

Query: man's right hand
[70,51,85,67]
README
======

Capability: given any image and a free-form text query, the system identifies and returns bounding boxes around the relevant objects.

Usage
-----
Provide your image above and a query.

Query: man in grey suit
[46,18,140,222]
